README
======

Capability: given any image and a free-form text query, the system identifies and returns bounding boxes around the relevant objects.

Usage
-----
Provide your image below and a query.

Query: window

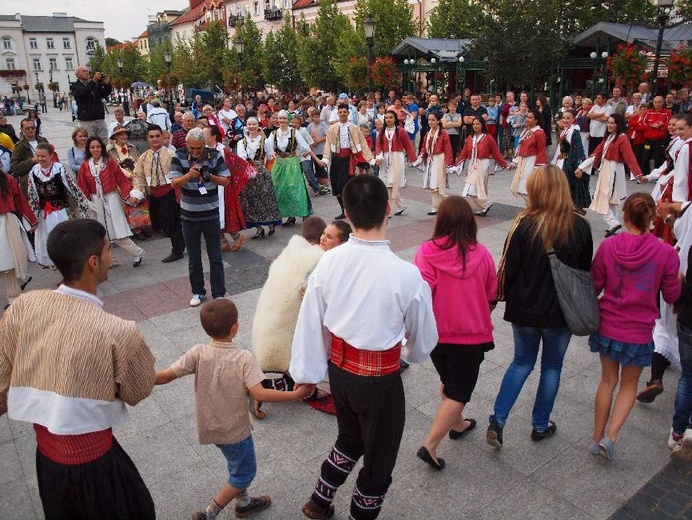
[2,37,10,50]
[65,57,74,70]
[85,37,96,53]
[5,58,15,70]
[46,38,54,49]
[254,0,259,15]
[63,37,70,49]
[33,58,41,71]
[49,58,58,70]
[29,38,37,49]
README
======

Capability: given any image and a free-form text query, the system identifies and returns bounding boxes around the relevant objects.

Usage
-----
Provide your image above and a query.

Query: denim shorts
[215,435,256,490]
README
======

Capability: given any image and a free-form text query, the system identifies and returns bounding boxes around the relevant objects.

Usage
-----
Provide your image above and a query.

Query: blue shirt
[169,147,230,222]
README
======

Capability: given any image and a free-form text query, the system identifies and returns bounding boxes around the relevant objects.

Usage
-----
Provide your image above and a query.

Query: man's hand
[294,384,316,399]
[32,156,40,164]
[188,165,202,181]
[127,197,139,206]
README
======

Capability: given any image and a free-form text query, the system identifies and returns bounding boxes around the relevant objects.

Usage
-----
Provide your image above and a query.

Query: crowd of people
[0,71,692,520]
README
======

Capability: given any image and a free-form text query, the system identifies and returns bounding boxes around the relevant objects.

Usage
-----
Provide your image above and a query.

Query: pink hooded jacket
[414,238,497,345]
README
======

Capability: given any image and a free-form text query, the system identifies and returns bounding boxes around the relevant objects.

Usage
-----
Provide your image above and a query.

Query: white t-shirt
[218,108,237,133]
[589,104,613,138]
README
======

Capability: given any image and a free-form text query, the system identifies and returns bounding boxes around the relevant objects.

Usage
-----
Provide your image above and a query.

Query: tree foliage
[234,17,265,92]
[105,37,121,48]
[296,0,351,92]
[262,14,304,93]
[428,0,484,40]
[353,0,415,57]
[100,43,149,87]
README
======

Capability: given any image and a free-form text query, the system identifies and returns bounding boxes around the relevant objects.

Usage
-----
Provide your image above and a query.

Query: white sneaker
[668,428,683,450]
[189,294,206,307]
[671,429,692,464]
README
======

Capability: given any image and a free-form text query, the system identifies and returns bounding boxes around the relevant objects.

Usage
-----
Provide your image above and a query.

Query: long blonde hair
[520,164,575,251]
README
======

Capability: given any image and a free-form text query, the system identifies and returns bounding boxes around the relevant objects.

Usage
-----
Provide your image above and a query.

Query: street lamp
[234,37,244,92]
[649,0,674,94]
[590,51,608,97]
[364,14,376,93]
[457,56,466,97]
[163,49,173,113]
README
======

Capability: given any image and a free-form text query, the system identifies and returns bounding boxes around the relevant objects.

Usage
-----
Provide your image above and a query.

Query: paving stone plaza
[1,108,690,519]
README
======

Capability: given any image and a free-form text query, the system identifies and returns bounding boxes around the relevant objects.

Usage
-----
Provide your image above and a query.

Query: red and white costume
[457,133,507,211]
[510,126,546,200]
[375,125,417,213]
[421,128,453,210]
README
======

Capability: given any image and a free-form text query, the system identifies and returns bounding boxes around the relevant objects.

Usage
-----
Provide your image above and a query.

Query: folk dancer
[374,110,417,217]
[551,110,588,214]
[509,109,547,205]
[455,117,507,217]
[290,175,438,520]
[323,103,375,220]
[418,111,454,216]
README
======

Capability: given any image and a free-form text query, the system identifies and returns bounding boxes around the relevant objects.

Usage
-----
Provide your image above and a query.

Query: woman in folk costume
[203,125,253,252]
[375,110,417,217]
[266,110,317,226]
[28,143,92,268]
[107,125,147,240]
[552,110,588,214]
[456,117,507,217]
[237,117,282,239]
[576,113,642,237]
[77,136,145,268]
[509,109,547,205]
[0,165,37,309]
[419,111,454,216]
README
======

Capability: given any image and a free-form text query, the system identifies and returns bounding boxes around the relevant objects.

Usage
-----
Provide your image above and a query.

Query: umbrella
[130,81,152,89]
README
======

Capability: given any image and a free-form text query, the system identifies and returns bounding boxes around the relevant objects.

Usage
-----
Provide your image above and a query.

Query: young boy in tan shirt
[155,299,313,519]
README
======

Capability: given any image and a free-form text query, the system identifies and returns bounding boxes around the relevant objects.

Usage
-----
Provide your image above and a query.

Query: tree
[234,17,265,92]
[199,21,234,91]
[332,24,364,93]
[680,0,692,21]
[105,37,121,48]
[87,43,106,74]
[353,0,415,57]
[262,14,304,93]
[428,0,484,40]
[297,0,352,92]
[471,0,572,90]
[101,43,148,87]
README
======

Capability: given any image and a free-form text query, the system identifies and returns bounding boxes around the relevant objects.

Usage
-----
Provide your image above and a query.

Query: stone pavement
[1,107,690,519]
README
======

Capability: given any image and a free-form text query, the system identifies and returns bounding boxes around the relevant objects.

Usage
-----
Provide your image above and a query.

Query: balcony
[264,6,282,21]
[228,14,245,27]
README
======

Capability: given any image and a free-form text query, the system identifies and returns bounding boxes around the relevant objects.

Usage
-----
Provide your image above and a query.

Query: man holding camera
[169,128,230,307]
[71,66,112,141]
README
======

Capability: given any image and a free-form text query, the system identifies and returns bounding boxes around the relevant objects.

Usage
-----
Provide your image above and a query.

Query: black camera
[199,163,212,182]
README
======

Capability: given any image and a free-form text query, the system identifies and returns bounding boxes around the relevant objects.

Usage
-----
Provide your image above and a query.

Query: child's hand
[294,384,316,399]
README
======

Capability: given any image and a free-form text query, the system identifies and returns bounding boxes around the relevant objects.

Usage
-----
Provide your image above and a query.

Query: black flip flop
[449,418,477,440]
[417,446,445,470]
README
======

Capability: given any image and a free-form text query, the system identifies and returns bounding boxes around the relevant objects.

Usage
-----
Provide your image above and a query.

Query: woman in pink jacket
[414,195,498,470]
[590,192,681,461]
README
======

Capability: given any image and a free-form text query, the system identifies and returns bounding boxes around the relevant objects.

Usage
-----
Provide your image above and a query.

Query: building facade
[0,12,106,101]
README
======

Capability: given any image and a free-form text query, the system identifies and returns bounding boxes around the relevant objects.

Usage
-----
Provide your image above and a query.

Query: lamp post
[163,49,172,114]
[49,68,56,108]
[364,14,376,94]
[234,37,244,94]
[457,56,465,97]
[649,0,674,95]
[590,51,608,97]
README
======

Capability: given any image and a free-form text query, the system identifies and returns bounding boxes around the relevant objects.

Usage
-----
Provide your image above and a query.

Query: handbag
[547,248,600,336]
[404,114,415,135]
[123,198,151,230]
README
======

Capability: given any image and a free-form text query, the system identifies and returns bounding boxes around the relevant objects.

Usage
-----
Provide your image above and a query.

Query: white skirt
[653,300,680,368]
[511,155,537,196]
[92,191,132,240]
[0,214,15,271]
[35,208,69,266]
[423,153,447,194]
[0,213,35,273]
[462,158,491,198]
[380,151,406,188]
[218,184,226,230]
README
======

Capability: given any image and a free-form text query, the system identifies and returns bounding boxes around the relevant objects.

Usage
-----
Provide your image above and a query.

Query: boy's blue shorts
[215,435,257,490]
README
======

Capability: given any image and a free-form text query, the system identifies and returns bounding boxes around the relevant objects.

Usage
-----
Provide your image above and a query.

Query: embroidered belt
[276,152,293,158]
[150,185,174,197]
[34,424,113,465]
[335,149,353,158]
[330,334,401,376]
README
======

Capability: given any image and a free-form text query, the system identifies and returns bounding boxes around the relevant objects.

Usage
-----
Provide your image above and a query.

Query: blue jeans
[301,159,320,192]
[491,324,572,431]
[216,436,257,490]
[181,218,226,299]
[673,323,692,435]
[496,126,505,154]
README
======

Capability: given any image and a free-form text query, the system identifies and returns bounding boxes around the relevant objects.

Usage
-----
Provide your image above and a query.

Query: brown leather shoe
[230,234,245,252]
[301,500,335,519]
[235,495,271,518]
[637,380,663,403]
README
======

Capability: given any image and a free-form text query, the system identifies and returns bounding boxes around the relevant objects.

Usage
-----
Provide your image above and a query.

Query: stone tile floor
[0,108,689,519]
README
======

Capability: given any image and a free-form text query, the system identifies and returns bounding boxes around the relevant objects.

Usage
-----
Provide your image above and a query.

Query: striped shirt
[169,147,230,222]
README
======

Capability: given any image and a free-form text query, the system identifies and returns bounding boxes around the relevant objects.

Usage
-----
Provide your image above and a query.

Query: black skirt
[36,437,155,520]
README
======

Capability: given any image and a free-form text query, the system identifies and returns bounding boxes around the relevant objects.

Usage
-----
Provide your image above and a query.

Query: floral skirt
[240,165,282,227]
[589,332,654,367]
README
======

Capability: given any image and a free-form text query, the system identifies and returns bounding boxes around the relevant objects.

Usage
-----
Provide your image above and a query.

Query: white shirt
[108,119,130,138]
[672,138,692,203]
[218,108,237,132]
[146,107,171,131]
[289,236,438,384]
[338,122,351,150]
[589,104,613,138]
[266,127,310,157]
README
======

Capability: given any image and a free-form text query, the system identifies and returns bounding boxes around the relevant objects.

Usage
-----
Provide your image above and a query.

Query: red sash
[330,334,401,376]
